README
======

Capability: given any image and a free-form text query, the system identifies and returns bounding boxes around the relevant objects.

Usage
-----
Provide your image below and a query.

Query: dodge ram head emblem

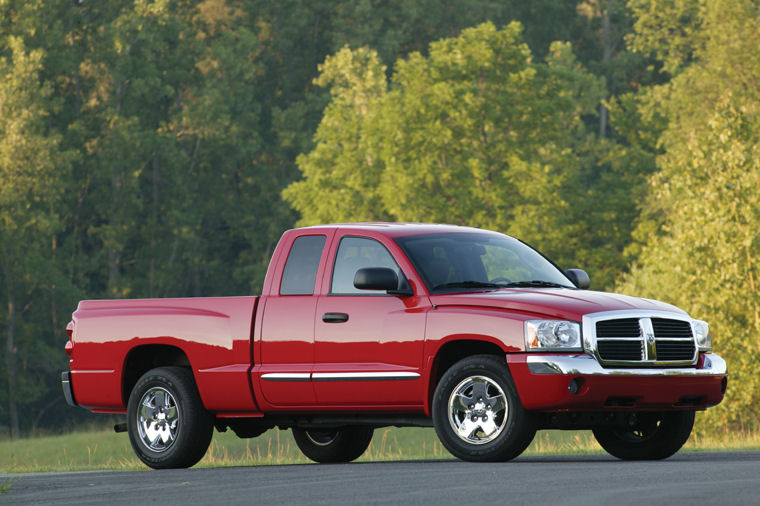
[646,332,655,345]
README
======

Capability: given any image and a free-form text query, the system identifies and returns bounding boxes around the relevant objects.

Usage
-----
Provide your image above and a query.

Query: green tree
[286,22,641,288]
[0,37,66,439]
[620,101,760,432]
[620,0,760,432]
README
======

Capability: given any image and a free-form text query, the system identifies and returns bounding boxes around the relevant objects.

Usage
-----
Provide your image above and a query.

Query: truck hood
[428,288,687,322]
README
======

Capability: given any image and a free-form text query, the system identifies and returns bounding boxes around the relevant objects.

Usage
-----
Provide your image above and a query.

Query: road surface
[2,451,757,505]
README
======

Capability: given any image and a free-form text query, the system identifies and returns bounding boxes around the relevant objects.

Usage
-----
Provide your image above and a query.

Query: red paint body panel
[69,297,258,412]
[65,223,727,421]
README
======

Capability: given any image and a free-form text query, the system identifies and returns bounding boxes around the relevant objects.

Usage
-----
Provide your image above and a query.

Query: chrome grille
[591,314,697,366]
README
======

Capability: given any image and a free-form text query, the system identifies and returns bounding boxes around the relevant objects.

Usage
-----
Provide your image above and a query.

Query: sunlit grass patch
[1,425,757,473]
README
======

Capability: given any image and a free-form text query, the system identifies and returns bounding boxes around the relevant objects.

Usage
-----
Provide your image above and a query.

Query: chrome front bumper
[526,353,727,376]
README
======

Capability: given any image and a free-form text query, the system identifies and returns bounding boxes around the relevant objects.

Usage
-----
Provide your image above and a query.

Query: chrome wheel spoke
[159,425,173,444]
[153,390,167,410]
[145,422,162,447]
[469,379,489,403]
[165,405,178,421]
[456,417,479,440]
[487,394,505,414]
[140,400,155,421]
[478,417,498,437]
[452,393,472,412]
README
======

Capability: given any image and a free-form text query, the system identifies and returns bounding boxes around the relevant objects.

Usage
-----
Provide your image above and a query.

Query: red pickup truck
[62,223,727,468]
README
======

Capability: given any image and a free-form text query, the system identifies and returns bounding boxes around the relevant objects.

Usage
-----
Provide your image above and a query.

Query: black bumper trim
[61,371,77,407]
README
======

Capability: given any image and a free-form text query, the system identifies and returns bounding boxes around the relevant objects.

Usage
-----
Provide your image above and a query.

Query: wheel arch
[426,338,509,415]
[122,344,192,405]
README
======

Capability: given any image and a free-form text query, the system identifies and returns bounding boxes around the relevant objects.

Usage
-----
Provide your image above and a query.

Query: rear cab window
[280,235,327,295]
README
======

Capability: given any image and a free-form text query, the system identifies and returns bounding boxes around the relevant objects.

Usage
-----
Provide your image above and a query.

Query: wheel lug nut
[487,405,491,409]
[483,416,488,421]
[469,405,474,409]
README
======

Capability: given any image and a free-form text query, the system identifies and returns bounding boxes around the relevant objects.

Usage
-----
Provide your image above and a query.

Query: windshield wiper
[432,281,506,291]
[502,280,569,288]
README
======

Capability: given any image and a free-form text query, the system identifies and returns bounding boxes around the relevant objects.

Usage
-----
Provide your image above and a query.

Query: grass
[1,425,758,473]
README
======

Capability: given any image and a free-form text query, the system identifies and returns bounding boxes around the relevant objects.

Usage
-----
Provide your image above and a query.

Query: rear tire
[432,355,535,462]
[127,367,213,469]
[593,411,695,460]
[292,426,374,463]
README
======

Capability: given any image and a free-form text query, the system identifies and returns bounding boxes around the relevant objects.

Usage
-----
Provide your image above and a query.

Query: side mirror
[564,269,590,289]
[354,267,413,296]
[354,267,399,291]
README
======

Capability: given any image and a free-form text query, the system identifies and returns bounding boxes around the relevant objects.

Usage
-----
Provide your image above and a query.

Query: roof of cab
[293,222,500,238]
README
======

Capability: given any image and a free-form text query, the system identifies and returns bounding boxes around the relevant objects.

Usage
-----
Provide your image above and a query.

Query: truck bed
[69,296,259,413]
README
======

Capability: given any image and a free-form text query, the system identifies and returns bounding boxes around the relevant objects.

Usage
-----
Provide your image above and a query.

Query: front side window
[331,237,402,295]
[280,235,326,295]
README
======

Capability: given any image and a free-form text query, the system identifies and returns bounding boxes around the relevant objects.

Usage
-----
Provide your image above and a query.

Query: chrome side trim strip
[261,373,311,382]
[526,353,727,376]
[312,372,421,382]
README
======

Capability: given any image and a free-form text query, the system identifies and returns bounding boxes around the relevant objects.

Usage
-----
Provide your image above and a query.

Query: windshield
[394,232,574,293]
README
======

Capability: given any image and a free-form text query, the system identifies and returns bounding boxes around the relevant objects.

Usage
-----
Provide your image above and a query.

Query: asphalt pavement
[2,451,758,505]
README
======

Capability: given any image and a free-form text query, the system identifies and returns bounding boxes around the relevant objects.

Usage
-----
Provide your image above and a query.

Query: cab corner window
[280,235,326,295]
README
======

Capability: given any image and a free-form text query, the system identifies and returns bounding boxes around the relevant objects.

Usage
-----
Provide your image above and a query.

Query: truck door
[258,232,331,406]
[314,234,428,406]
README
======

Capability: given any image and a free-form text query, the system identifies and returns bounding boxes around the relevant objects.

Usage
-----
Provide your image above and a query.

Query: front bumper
[508,353,727,411]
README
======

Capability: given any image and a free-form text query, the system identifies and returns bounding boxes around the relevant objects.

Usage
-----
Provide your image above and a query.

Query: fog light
[568,378,583,395]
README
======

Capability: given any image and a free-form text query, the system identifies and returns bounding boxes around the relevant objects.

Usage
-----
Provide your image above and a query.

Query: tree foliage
[286,22,646,289]
[0,36,67,438]
[620,0,760,432]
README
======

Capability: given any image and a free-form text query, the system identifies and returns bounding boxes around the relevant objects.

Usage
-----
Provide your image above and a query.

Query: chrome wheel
[292,426,374,463]
[137,387,179,453]
[305,430,339,447]
[448,375,507,445]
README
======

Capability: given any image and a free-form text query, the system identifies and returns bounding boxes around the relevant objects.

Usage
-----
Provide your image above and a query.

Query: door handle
[322,312,349,323]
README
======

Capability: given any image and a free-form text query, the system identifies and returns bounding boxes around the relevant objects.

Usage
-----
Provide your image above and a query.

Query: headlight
[525,320,582,351]
[693,319,712,351]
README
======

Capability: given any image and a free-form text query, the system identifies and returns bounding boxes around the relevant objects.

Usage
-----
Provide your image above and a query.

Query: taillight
[65,321,74,357]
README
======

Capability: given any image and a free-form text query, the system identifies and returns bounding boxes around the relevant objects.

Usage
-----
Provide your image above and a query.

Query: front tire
[127,367,213,469]
[432,355,536,462]
[593,411,695,460]
[292,426,374,463]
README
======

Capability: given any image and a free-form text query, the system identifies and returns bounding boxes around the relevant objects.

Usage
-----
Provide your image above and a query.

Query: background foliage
[0,0,756,438]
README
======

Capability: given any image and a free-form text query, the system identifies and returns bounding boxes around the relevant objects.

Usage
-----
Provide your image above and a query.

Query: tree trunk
[150,157,160,297]
[2,254,20,439]
[599,0,614,138]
